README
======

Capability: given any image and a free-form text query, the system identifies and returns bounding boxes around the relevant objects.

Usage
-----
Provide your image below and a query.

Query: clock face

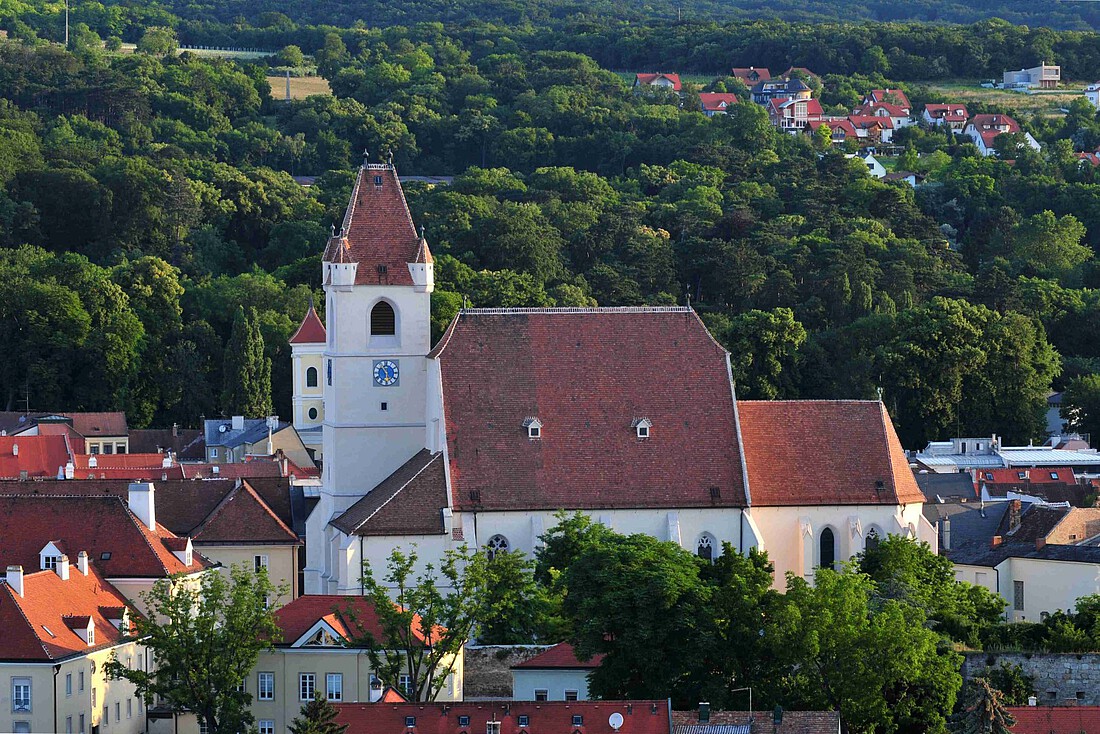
[373,360,399,387]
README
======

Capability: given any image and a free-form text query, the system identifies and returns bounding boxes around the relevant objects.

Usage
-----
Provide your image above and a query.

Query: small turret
[409,225,434,293]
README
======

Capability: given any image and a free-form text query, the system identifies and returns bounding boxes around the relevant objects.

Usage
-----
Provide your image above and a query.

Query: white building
[511,643,598,701]
[299,162,936,596]
[1004,64,1060,89]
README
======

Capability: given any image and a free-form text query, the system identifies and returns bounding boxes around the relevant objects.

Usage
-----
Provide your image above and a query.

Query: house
[846,115,894,145]
[852,101,911,129]
[247,595,461,734]
[807,118,858,146]
[730,67,770,85]
[845,152,887,178]
[767,97,824,130]
[883,171,924,186]
[1007,706,1100,733]
[0,412,129,455]
[632,73,682,92]
[128,427,205,461]
[672,708,841,734]
[780,66,820,82]
[290,299,327,462]
[963,114,1041,156]
[750,77,811,105]
[1004,64,1060,89]
[922,103,969,130]
[1086,83,1100,109]
[203,416,313,468]
[511,643,602,701]
[1076,151,1100,166]
[698,92,738,116]
[334,700,670,734]
[0,435,73,479]
[302,161,935,597]
[0,559,148,734]
[911,436,1100,473]
[861,89,911,113]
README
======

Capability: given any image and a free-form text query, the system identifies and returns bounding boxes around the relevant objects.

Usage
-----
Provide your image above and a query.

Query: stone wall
[464,645,552,699]
[963,652,1100,706]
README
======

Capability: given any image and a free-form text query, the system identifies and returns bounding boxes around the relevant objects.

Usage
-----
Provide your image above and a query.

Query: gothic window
[370,301,396,336]
[696,533,717,562]
[486,534,509,560]
[306,366,318,388]
[865,528,881,552]
[819,527,836,571]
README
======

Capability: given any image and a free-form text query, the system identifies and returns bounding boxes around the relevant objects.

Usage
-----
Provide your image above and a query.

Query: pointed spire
[290,298,326,345]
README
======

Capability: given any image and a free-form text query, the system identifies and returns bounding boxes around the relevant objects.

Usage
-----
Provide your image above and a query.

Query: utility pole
[64,0,69,48]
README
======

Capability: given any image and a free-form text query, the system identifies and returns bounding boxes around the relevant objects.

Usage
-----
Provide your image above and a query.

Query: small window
[300,673,316,701]
[985,472,994,481]
[66,717,72,734]
[819,527,836,571]
[259,721,275,734]
[565,690,579,701]
[633,418,652,439]
[1018,472,1027,480]
[399,674,412,695]
[1048,690,1057,700]
[406,716,417,728]
[12,677,31,713]
[42,555,59,571]
[327,359,333,386]
[254,555,268,572]
[523,417,542,439]
[486,534,509,560]
[572,715,584,726]
[306,366,318,388]
[865,528,881,551]
[487,722,501,734]
[326,673,343,701]
[381,402,388,411]
[535,689,548,702]
[116,702,120,721]
[79,672,84,691]
[697,533,716,562]
[308,407,319,420]
[1014,581,1025,611]
[518,716,529,727]
[374,175,384,187]
[126,699,131,719]
[1077,691,1086,700]
[371,301,396,336]
[210,448,219,459]
[459,716,471,727]
[1050,472,1059,480]
[258,672,274,701]
[79,714,85,733]
[65,674,72,697]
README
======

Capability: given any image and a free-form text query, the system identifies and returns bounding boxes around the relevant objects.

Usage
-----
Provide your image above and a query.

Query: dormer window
[523,417,542,439]
[374,175,384,188]
[632,418,652,439]
[1050,472,1059,480]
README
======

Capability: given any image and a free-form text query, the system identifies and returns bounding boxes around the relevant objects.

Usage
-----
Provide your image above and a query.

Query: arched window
[486,534,509,560]
[865,528,881,552]
[696,533,716,562]
[370,301,396,336]
[306,366,318,388]
[819,527,836,571]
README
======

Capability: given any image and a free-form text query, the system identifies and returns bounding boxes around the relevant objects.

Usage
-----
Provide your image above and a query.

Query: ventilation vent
[709,486,721,500]
[468,489,481,503]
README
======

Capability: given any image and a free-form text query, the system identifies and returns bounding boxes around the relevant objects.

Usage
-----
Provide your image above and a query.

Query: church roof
[430,307,748,511]
[289,302,326,344]
[322,164,426,286]
[331,449,448,536]
[737,400,925,506]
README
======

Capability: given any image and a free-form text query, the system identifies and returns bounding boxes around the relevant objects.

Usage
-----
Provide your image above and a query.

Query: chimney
[128,482,156,531]
[1028,696,1038,707]
[172,422,178,438]
[232,415,245,431]
[1008,500,1022,533]
[698,703,710,724]
[65,461,74,480]
[77,551,89,576]
[12,442,18,456]
[57,554,69,581]
[6,565,24,597]
[1036,537,1046,550]
[941,517,952,551]
[991,535,1003,548]
[162,452,173,469]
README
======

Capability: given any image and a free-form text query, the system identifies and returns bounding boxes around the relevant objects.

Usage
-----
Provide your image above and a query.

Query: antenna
[609,713,624,731]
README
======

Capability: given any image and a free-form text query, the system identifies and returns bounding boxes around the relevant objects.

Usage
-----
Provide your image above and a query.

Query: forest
[1,8,1100,446]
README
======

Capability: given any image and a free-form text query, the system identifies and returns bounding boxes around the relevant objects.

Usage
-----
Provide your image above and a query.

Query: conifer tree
[288,697,348,734]
[952,677,1016,734]
[221,306,272,417]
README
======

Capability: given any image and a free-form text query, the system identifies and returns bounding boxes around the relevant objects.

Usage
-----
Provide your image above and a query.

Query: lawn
[917,79,1081,116]
[266,75,333,100]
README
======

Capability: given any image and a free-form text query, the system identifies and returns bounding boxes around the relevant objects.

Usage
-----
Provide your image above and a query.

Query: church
[293,161,936,595]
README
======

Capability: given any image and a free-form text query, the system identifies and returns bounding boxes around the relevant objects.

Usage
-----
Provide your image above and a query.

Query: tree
[477,549,563,645]
[1062,374,1100,443]
[137,26,178,56]
[951,678,1016,734]
[288,697,348,734]
[813,122,833,151]
[354,546,490,701]
[104,565,284,734]
[976,663,1035,706]
[221,306,272,417]
[715,308,807,399]
[276,45,306,68]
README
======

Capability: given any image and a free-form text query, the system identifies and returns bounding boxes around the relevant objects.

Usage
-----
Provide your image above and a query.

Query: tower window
[308,407,318,420]
[306,366,318,388]
[371,302,396,336]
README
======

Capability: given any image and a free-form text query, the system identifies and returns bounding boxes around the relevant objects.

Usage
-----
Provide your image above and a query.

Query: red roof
[671,710,840,734]
[1007,707,1100,734]
[977,467,1076,484]
[865,88,911,110]
[431,308,747,512]
[634,73,682,91]
[179,462,286,479]
[512,642,604,670]
[848,115,894,129]
[378,688,408,703]
[74,454,167,471]
[769,98,823,117]
[290,302,327,344]
[190,481,299,545]
[273,595,437,646]
[737,401,925,506]
[731,67,771,83]
[334,701,671,734]
[808,118,858,138]
[58,412,127,437]
[966,114,1021,147]
[0,565,133,661]
[852,102,908,118]
[0,495,207,578]
[1077,152,1100,166]
[0,435,71,479]
[924,103,969,121]
[322,165,428,287]
[699,92,738,112]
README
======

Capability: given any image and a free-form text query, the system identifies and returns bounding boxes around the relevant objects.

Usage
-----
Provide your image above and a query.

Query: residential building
[1004,64,1060,89]
[846,116,894,145]
[780,66,819,82]
[861,89,911,113]
[248,595,462,732]
[672,708,841,734]
[290,299,327,462]
[698,92,738,116]
[1076,151,1100,166]
[852,101,911,129]
[302,160,935,597]
[632,73,681,92]
[730,67,770,85]
[922,103,969,130]
[511,643,601,701]
[883,171,924,186]
[963,114,1042,156]
[767,97,823,130]
[0,435,72,479]
[750,77,811,105]
[0,412,130,455]
[204,416,313,468]
[334,700,670,734]
[845,152,887,178]
[1086,83,1100,109]
[1007,706,1100,733]
[911,436,1100,473]
[807,118,858,146]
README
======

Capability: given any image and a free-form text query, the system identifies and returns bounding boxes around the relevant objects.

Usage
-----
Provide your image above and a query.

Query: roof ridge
[349,452,440,533]
[461,306,694,315]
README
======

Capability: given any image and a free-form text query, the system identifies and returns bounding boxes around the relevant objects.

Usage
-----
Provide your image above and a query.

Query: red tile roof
[731,67,771,83]
[634,73,682,91]
[848,114,894,129]
[977,467,1077,484]
[272,595,436,646]
[865,88,911,110]
[808,118,858,139]
[61,412,128,437]
[852,102,908,118]
[782,66,819,80]
[0,435,72,479]
[1077,151,1100,166]
[378,687,408,703]
[0,495,207,578]
[290,302,327,345]
[699,92,738,112]
[1007,706,1100,734]
[737,401,925,506]
[511,642,604,670]
[966,114,1021,147]
[190,481,299,545]
[74,454,168,471]
[334,701,671,734]
[322,165,427,287]
[769,98,823,117]
[924,103,969,121]
[0,565,133,661]
[430,308,747,512]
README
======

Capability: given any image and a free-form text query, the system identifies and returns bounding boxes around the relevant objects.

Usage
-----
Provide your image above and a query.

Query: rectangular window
[79,714,85,734]
[300,673,316,701]
[43,555,59,571]
[79,671,84,691]
[90,445,100,455]
[572,715,584,726]
[534,689,548,702]
[127,699,132,719]
[459,716,470,727]
[115,443,126,454]
[399,674,412,695]
[487,722,501,734]
[1051,472,1059,480]
[91,688,96,708]
[254,555,268,572]
[103,704,109,724]
[210,448,219,459]
[12,677,31,713]
[1014,580,1025,611]
[327,359,333,386]
[66,673,72,697]
[103,444,113,454]
[405,716,416,728]
[326,673,343,702]
[115,702,120,721]
[199,721,210,734]
[518,716,529,727]
[258,672,274,701]
[259,721,275,734]
[66,717,73,733]
[565,690,579,701]
[12,723,30,734]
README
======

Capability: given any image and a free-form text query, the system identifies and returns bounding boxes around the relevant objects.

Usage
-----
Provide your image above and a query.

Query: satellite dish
[219,424,228,433]
[609,713,624,731]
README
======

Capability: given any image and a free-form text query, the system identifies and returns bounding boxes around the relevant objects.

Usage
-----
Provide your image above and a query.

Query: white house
[1086,83,1100,109]
[962,114,1041,156]
[299,161,936,596]
[511,643,598,701]
[846,152,887,179]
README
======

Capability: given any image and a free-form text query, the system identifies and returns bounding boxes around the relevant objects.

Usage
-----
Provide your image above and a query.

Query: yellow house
[246,595,462,734]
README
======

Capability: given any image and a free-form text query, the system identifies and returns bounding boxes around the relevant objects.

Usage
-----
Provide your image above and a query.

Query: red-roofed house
[847,114,895,144]
[247,595,461,732]
[291,299,326,460]
[807,118,859,145]
[1078,151,1100,166]
[861,88,911,113]
[698,92,738,116]
[512,643,603,701]
[0,435,72,480]
[963,114,1041,156]
[1007,706,1100,733]
[303,160,936,596]
[767,97,824,131]
[923,103,969,130]
[852,101,911,129]
[731,67,770,84]
[632,73,682,92]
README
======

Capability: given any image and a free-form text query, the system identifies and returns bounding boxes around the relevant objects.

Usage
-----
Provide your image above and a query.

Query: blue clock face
[373,360,399,387]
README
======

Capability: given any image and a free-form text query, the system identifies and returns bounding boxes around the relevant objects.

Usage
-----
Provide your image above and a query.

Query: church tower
[289,298,326,461]
[305,159,434,593]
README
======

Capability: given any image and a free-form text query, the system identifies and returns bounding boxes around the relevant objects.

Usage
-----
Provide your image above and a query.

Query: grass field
[917,80,1081,116]
[266,75,332,100]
